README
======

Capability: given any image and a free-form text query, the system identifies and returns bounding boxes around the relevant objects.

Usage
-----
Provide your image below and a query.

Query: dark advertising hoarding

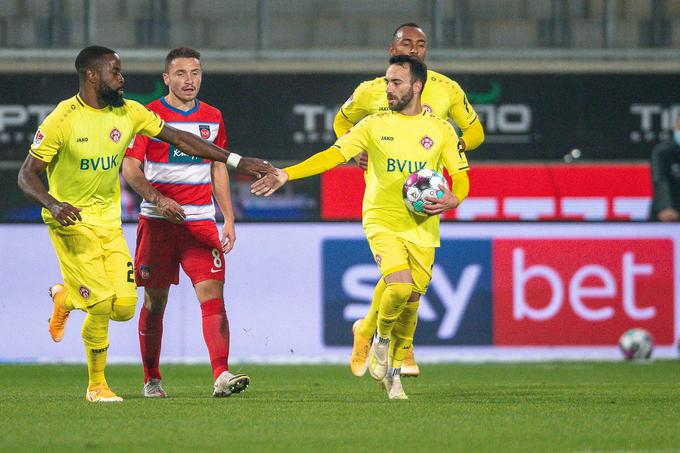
[0,72,674,221]
[1,72,678,162]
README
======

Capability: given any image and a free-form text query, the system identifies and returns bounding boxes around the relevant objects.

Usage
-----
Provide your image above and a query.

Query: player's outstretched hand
[250,169,289,197]
[156,196,186,224]
[48,201,82,226]
[423,184,460,215]
[353,152,368,170]
[236,157,276,179]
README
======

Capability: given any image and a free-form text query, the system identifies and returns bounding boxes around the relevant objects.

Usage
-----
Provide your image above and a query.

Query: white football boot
[213,371,250,397]
[368,337,390,381]
[143,378,167,398]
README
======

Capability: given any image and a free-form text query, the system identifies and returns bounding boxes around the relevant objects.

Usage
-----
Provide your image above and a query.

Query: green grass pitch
[1,361,679,452]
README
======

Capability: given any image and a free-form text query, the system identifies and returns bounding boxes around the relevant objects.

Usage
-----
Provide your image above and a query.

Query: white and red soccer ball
[618,328,653,360]
[402,168,449,216]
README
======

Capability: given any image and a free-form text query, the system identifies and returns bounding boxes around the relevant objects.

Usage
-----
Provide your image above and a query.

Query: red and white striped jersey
[126,97,227,221]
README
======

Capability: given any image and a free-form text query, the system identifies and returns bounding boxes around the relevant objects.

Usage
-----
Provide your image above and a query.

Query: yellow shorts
[366,233,435,294]
[48,223,137,309]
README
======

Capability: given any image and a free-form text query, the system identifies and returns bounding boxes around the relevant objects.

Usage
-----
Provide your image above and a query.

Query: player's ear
[162,72,170,86]
[413,79,423,95]
[86,67,98,84]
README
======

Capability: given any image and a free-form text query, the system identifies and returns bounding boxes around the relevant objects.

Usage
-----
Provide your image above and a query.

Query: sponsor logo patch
[423,104,433,113]
[33,129,45,147]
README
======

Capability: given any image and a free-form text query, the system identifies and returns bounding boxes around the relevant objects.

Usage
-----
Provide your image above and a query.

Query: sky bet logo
[79,154,119,170]
[322,239,493,346]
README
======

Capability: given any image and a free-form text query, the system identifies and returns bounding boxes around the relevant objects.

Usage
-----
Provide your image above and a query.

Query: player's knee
[86,299,113,316]
[110,297,137,322]
[144,289,168,313]
[386,282,414,301]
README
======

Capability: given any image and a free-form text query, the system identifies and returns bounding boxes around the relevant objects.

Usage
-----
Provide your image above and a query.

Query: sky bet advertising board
[0,223,677,362]
[321,226,676,349]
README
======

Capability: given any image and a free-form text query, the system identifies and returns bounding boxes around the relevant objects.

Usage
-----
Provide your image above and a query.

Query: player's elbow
[121,158,140,183]
[17,160,35,195]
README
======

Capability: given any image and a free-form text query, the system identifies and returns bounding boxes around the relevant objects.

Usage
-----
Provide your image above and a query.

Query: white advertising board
[0,223,678,363]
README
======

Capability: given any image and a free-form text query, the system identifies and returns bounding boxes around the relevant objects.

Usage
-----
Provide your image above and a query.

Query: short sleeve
[125,133,150,161]
[448,82,479,131]
[216,115,227,149]
[332,116,372,161]
[441,123,469,175]
[29,108,65,163]
[338,80,375,126]
[126,99,164,137]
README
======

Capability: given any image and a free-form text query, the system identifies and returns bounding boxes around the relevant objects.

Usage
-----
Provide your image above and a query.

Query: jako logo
[493,239,675,345]
[322,239,492,346]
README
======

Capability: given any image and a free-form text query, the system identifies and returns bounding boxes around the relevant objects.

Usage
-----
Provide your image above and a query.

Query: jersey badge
[423,104,433,114]
[79,285,91,299]
[420,136,434,150]
[139,265,151,280]
[374,254,382,267]
[110,128,122,143]
[199,125,211,139]
[33,129,45,147]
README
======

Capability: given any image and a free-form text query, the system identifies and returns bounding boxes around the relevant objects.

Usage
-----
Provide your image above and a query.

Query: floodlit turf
[1,362,679,452]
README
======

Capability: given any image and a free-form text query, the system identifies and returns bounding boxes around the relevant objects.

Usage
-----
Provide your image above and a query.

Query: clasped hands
[250,168,289,197]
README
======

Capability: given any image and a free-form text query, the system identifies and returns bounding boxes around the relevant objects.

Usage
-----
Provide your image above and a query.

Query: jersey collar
[75,94,110,112]
[161,96,200,116]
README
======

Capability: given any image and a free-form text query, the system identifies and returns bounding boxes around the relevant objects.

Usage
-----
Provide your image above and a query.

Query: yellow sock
[357,278,386,338]
[82,300,112,387]
[376,283,413,339]
[391,300,419,369]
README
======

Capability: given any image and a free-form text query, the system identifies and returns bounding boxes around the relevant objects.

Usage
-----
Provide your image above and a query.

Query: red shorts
[134,217,225,288]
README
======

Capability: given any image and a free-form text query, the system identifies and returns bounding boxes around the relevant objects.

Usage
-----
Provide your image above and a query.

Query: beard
[99,82,125,107]
[388,86,414,112]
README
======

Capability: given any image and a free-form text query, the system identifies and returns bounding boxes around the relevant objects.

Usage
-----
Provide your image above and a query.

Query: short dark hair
[392,22,423,39]
[389,55,427,89]
[165,47,201,72]
[75,45,116,77]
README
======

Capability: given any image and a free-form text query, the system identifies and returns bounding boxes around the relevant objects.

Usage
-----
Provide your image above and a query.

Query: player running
[252,56,470,399]
[334,23,484,378]
[122,47,248,398]
[17,46,272,402]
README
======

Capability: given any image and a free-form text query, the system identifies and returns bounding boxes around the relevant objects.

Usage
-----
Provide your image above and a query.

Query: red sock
[200,298,230,380]
[139,305,164,383]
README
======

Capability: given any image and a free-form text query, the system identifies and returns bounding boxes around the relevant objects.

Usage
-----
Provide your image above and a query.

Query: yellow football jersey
[29,95,164,227]
[333,110,469,247]
[336,70,479,138]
